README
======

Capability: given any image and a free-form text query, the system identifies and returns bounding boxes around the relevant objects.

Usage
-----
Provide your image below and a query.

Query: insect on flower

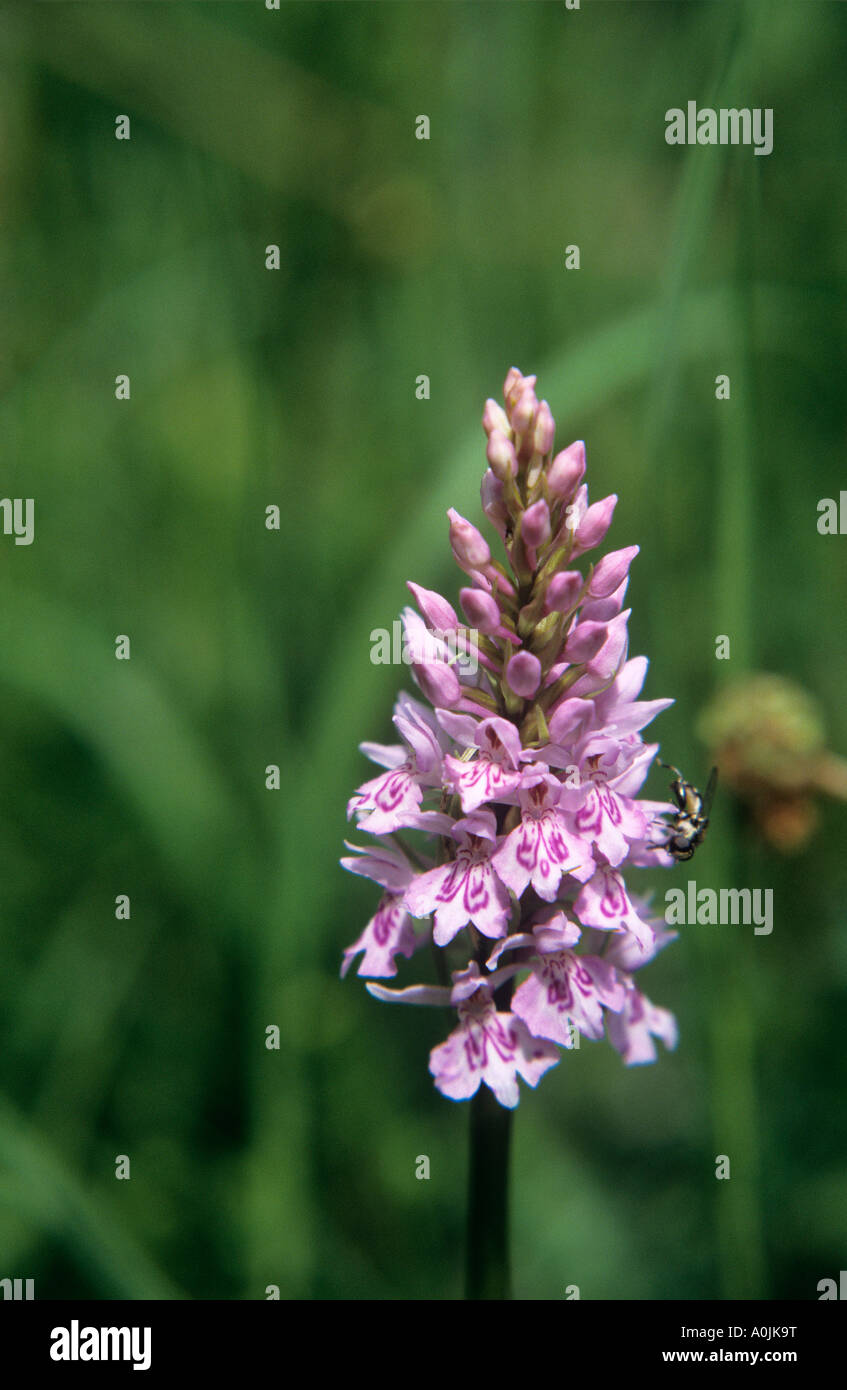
[654,761,718,861]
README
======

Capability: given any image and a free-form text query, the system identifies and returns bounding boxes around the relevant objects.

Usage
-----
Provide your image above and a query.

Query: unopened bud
[579,576,629,623]
[586,609,630,679]
[480,470,508,538]
[563,620,609,664]
[504,367,536,413]
[547,441,586,498]
[505,651,542,699]
[483,398,511,437]
[459,587,501,635]
[574,493,617,552]
[510,387,537,438]
[414,660,462,708]
[486,431,518,481]
[406,581,459,631]
[521,499,551,549]
[543,571,583,614]
[588,545,639,598]
[533,401,555,456]
[448,508,491,570]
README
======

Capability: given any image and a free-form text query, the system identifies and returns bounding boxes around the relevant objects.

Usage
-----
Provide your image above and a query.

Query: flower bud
[406,581,459,632]
[543,570,583,615]
[586,609,630,679]
[480,470,508,538]
[486,431,518,481]
[505,651,541,699]
[510,387,537,438]
[483,398,511,437]
[448,508,492,570]
[547,441,585,498]
[588,545,639,598]
[466,566,492,593]
[521,499,551,549]
[503,366,521,399]
[459,586,501,635]
[533,401,555,456]
[413,660,462,708]
[574,493,617,552]
[579,576,629,623]
[504,367,536,413]
[563,620,609,664]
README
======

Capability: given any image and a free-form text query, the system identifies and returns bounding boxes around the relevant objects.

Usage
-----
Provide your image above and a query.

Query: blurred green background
[0,0,845,1300]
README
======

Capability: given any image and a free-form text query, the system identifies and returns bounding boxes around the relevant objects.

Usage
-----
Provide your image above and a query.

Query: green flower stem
[465,1082,513,1300]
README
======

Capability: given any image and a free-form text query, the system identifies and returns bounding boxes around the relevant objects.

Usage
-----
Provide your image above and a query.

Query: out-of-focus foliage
[0,0,845,1299]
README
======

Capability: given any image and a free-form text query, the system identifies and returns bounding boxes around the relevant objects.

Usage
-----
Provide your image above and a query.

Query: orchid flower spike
[341,369,679,1107]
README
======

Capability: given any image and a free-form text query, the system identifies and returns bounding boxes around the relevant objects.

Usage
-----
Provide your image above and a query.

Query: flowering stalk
[466,1079,512,1300]
[341,368,681,1295]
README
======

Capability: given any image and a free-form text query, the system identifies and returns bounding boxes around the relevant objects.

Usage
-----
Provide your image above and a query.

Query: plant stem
[465,1082,513,1299]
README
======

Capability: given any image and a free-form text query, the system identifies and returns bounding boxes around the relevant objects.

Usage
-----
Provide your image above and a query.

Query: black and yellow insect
[656,761,718,862]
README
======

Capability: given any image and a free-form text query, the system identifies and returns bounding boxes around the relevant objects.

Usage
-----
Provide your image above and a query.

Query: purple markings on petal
[376,766,414,812]
[600,873,627,919]
[575,787,603,837]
